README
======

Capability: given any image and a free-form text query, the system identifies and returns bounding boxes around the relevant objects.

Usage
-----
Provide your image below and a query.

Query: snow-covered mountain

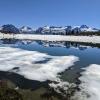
[36,26,67,35]
[80,25,99,32]
[20,26,34,34]
[0,24,99,35]
[0,24,20,34]
[36,25,99,34]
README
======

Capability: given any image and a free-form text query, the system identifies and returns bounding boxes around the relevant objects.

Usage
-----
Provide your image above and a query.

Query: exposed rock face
[0,24,20,34]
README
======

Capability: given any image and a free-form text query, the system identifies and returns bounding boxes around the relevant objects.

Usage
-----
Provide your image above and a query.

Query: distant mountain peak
[20,26,34,33]
[80,25,89,29]
[0,24,20,34]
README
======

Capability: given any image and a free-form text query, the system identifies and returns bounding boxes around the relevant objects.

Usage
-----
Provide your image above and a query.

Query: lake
[0,39,100,100]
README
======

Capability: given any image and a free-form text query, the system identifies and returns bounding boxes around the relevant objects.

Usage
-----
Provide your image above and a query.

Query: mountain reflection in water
[1,39,100,50]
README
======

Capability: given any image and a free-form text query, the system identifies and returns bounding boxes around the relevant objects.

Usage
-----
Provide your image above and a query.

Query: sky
[0,0,99,29]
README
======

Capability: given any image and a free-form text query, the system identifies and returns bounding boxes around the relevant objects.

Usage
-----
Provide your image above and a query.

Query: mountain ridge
[0,24,99,35]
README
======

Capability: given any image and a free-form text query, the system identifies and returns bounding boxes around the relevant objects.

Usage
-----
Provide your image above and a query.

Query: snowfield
[0,33,100,44]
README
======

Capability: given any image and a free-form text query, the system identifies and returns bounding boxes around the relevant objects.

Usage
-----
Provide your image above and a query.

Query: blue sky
[0,0,99,28]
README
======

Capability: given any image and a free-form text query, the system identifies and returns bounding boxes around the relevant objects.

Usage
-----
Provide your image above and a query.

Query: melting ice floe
[72,64,100,100]
[49,80,76,97]
[0,46,78,82]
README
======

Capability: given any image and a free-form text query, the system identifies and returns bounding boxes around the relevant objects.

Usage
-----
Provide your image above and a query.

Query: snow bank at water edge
[1,34,100,44]
[0,46,78,82]
[72,64,100,100]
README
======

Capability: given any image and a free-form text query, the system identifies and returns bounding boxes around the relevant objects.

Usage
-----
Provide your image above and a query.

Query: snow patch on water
[72,64,100,100]
[0,46,78,82]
